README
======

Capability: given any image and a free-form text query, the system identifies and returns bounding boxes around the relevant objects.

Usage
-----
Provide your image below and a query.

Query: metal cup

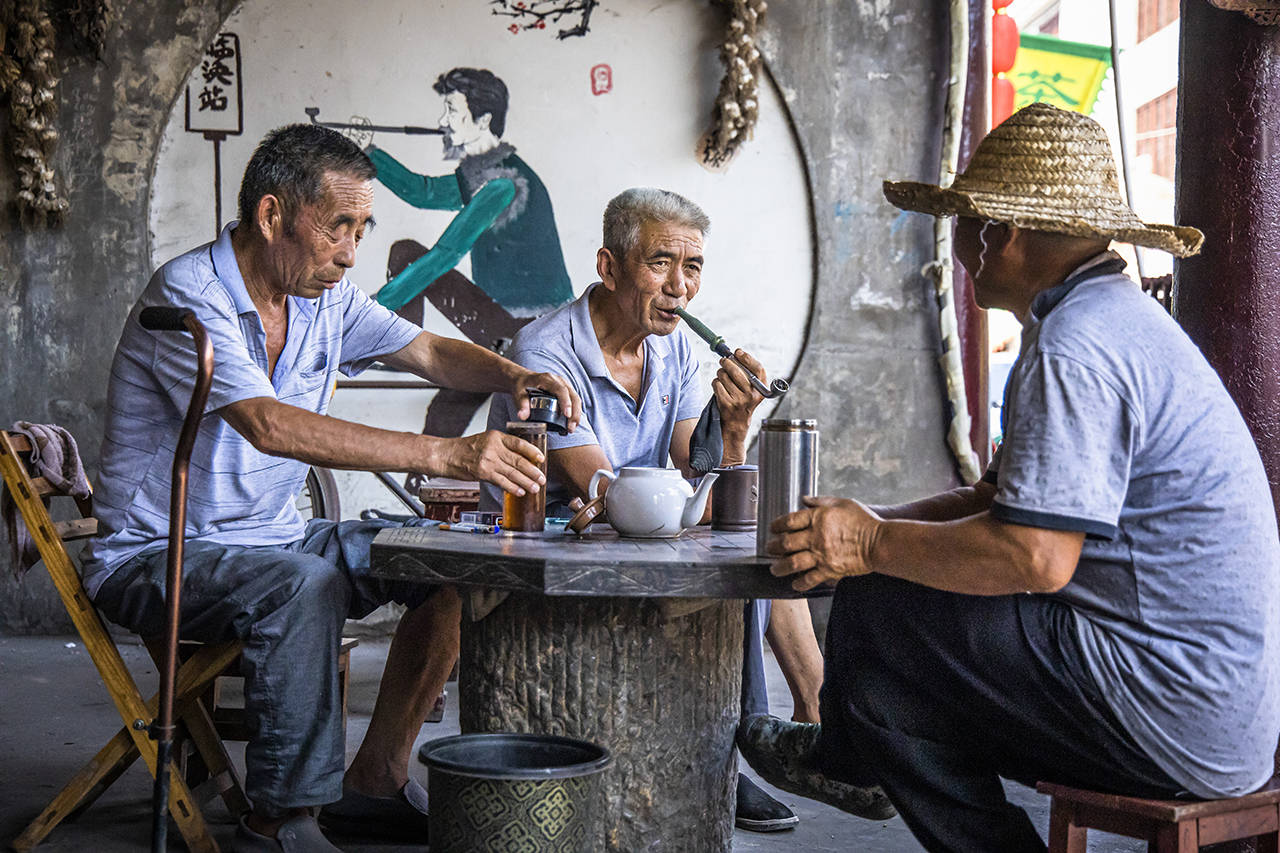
[710,465,758,531]
[756,419,818,556]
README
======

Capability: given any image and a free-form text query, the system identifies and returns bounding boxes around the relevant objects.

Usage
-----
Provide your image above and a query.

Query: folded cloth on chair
[688,397,723,477]
[2,421,91,577]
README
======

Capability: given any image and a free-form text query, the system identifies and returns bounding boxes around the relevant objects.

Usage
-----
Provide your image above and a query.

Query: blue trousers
[742,598,772,716]
[92,519,436,816]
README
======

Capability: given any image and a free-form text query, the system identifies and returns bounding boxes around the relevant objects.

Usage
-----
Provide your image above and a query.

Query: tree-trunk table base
[459,593,744,853]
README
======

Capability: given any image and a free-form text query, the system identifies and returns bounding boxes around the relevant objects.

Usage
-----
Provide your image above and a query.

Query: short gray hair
[602,188,710,259]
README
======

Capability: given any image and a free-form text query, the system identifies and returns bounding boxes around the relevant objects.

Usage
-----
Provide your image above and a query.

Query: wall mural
[149,0,812,512]
[367,65,576,446]
[490,0,599,38]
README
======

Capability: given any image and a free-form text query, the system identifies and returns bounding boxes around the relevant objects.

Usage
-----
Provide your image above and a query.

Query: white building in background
[1008,0,1180,278]
[988,0,1180,443]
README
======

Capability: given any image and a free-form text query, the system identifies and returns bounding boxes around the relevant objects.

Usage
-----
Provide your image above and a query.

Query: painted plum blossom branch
[489,0,598,39]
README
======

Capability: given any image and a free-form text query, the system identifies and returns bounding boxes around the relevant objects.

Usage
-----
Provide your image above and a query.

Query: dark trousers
[819,574,1182,853]
[93,519,436,814]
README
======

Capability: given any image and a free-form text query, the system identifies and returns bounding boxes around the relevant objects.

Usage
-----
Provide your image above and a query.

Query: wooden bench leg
[1152,819,1197,853]
[1047,800,1089,853]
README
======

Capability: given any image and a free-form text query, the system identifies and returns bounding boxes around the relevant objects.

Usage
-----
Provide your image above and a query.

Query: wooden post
[1174,2,1280,512]
[1175,0,1280,782]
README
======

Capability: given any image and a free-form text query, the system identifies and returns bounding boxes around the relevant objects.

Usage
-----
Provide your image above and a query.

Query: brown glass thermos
[501,421,547,532]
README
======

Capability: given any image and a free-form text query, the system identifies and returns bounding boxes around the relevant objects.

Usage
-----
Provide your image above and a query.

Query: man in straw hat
[736,102,1280,851]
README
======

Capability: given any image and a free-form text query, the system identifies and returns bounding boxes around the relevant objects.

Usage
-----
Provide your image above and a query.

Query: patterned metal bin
[421,733,612,853]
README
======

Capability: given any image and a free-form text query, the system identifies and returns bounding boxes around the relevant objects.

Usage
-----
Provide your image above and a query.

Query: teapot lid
[617,466,683,476]
[566,496,605,534]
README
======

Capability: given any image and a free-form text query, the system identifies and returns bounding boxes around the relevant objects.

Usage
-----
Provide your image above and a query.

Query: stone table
[371,524,823,852]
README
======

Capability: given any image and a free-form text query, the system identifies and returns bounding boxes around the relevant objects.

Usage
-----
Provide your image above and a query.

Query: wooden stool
[173,636,360,742]
[1038,779,1280,852]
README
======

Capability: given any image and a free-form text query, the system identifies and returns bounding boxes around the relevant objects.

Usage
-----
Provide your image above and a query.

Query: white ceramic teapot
[585,467,719,538]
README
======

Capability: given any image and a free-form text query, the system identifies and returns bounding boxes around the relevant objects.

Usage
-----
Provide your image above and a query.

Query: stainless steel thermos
[756,418,819,555]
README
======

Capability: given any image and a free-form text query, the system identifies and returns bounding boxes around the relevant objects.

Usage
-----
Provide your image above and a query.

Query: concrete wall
[0,0,958,633]
[0,0,239,632]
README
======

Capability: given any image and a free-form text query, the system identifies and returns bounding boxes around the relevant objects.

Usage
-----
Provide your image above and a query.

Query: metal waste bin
[420,733,612,852]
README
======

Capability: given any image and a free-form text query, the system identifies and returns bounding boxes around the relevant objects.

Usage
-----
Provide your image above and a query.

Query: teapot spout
[682,472,720,530]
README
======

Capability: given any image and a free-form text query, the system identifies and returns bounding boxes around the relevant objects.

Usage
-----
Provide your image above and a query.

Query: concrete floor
[0,634,1145,852]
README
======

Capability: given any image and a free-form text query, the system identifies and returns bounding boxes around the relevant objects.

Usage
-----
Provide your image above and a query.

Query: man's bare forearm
[868,511,1081,595]
[870,481,996,522]
[223,398,447,473]
[381,331,523,393]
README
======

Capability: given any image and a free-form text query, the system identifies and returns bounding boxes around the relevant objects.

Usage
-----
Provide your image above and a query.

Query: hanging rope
[1,0,68,227]
[929,0,982,485]
[702,0,767,168]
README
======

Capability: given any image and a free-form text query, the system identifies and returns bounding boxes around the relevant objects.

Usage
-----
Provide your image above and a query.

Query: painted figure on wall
[363,67,575,459]
[368,67,572,316]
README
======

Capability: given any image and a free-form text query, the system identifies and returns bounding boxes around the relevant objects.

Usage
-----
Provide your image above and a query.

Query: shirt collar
[1028,250,1129,323]
[209,220,321,320]
[568,283,672,381]
[209,221,257,316]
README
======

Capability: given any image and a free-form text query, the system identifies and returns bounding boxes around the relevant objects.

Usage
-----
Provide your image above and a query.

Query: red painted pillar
[1174,1,1280,511]
[957,0,991,468]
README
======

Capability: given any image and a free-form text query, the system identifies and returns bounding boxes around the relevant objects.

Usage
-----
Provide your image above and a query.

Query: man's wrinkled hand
[441,430,546,496]
[765,495,880,591]
[512,371,582,433]
[713,348,766,428]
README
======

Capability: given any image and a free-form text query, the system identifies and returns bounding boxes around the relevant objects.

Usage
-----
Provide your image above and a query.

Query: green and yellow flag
[1010,33,1112,116]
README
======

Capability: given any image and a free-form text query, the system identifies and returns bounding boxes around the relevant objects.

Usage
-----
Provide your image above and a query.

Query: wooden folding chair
[0,428,248,852]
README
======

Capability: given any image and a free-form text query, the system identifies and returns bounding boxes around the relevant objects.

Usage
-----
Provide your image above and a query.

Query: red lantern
[991,12,1019,75]
[992,0,1014,8]
[992,76,1015,125]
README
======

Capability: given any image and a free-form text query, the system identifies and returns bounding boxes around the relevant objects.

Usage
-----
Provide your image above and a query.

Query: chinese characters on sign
[185,33,244,136]
[184,33,245,237]
[1009,33,1111,117]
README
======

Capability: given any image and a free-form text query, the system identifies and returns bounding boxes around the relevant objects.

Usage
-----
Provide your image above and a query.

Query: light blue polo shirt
[987,252,1280,798]
[83,222,421,597]
[482,283,705,514]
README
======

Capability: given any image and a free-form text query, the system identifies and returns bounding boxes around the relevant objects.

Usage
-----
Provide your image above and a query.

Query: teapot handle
[588,468,616,500]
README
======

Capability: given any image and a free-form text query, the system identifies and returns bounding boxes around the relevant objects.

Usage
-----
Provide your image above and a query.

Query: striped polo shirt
[83,223,420,597]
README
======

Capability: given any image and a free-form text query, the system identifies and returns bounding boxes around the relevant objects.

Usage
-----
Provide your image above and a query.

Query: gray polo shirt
[483,283,705,513]
[988,252,1280,797]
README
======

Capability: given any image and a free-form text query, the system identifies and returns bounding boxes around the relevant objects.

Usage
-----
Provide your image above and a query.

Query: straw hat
[883,102,1203,257]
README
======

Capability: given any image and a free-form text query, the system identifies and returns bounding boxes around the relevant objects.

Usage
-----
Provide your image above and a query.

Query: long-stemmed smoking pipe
[673,306,790,399]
